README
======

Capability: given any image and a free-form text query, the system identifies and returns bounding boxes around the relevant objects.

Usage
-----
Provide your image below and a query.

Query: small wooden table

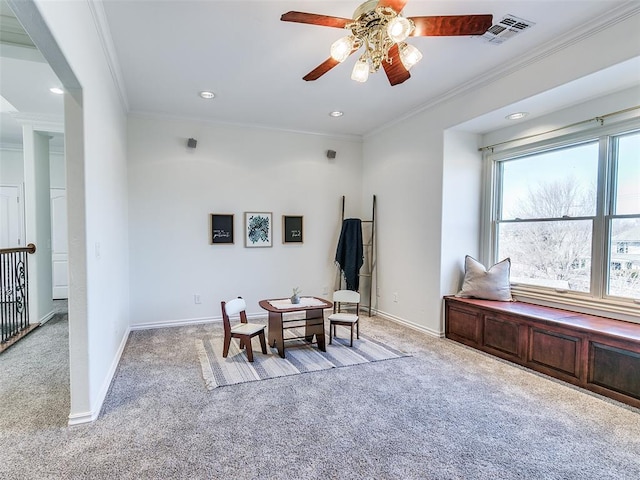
[258,296,333,358]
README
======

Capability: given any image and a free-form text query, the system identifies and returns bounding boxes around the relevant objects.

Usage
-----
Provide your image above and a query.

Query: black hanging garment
[335,218,363,291]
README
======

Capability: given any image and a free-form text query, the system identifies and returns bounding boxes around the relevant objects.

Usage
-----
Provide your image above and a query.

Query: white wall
[127,116,363,326]
[49,150,65,188]
[32,0,130,424]
[362,119,445,336]
[0,148,65,187]
[362,8,640,335]
[0,148,24,184]
[440,131,483,302]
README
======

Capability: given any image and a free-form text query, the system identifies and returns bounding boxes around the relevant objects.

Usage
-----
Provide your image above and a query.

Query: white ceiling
[1,0,639,148]
[0,0,63,148]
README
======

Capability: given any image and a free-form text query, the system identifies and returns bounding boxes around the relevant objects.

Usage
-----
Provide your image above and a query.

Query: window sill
[510,286,640,324]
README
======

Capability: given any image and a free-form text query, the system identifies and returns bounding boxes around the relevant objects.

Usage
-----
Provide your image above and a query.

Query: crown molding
[1,140,64,154]
[88,0,130,113]
[365,1,640,138]
[10,112,64,132]
[0,141,24,152]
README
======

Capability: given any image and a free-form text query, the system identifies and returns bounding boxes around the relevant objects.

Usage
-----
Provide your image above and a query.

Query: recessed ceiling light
[199,91,215,99]
[49,87,64,95]
[505,112,528,120]
[329,111,343,117]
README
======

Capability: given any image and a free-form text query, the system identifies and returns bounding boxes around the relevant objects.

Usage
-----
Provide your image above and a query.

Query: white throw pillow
[456,256,513,301]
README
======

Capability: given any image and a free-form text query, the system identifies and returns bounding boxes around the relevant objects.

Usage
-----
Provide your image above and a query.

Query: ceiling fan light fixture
[280,4,494,86]
[399,43,423,70]
[351,58,370,83]
[330,36,355,63]
[387,16,413,43]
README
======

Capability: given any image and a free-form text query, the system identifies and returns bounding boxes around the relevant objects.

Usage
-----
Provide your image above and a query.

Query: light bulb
[387,16,412,43]
[399,43,423,70]
[330,36,355,63]
[351,58,369,83]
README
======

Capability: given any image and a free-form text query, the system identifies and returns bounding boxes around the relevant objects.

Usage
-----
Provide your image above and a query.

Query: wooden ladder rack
[341,195,376,316]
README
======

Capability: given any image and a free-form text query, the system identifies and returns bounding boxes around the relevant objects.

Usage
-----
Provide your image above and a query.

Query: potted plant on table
[291,287,301,304]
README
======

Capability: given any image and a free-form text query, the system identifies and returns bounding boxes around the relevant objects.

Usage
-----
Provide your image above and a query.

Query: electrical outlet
[194,294,201,304]
[322,285,329,295]
[393,292,398,303]
[376,287,380,297]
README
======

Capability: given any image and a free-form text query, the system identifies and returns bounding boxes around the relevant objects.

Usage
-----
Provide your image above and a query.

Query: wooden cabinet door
[445,304,482,347]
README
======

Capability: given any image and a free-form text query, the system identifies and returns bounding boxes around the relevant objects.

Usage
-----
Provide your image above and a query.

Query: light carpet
[196,330,409,390]
[3,313,640,479]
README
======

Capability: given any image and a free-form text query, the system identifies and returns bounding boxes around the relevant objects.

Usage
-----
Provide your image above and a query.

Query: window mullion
[484,155,501,267]
[590,135,610,298]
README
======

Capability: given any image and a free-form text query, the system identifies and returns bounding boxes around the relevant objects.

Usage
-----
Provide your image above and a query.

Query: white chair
[221,297,267,362]
[328,290,360,347]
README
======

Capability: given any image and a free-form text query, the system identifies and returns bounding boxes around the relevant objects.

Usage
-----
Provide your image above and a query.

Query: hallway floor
[0,298,70,430]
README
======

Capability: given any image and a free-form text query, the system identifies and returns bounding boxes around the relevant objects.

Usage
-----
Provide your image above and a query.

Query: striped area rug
[195,331,409,390]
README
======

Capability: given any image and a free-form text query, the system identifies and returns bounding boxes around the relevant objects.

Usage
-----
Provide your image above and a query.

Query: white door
[50,188,68,299]
[0,185,24,248]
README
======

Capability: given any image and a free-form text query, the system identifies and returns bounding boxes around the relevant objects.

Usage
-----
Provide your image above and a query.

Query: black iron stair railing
[1,243,37,350]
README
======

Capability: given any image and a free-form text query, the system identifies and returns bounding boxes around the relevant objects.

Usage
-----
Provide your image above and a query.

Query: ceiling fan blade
[409,14,493,36]
[281,11,352,29]
[303,58,341,81]
[376,0,409,13]
[383,44,410,86]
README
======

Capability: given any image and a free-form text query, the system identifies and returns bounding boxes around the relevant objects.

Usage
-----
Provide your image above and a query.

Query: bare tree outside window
[499,178,594,292]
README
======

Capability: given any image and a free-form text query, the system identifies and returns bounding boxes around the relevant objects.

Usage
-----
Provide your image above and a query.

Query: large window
[491,125,640,304]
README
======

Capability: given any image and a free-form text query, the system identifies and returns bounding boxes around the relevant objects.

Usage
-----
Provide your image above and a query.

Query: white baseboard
[38,310,55,325]
[372,309,444,338]
[130,315,218,331]
[129,311,275,331]
[129,309,442,337]
[67,324,131,426]
[68,409,99,425]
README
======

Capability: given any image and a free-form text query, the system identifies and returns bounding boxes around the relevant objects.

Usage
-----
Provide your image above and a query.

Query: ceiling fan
[281,0,493,86]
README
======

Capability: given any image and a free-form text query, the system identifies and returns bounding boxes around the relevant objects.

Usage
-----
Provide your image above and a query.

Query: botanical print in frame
[244,212,272,247]
[211,214,234,244]
[283,215,303,243]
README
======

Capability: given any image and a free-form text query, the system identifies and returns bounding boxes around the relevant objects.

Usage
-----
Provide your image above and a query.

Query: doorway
[0,0,70,425]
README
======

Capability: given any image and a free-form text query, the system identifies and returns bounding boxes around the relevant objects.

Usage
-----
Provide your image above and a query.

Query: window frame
[483,118,640,320]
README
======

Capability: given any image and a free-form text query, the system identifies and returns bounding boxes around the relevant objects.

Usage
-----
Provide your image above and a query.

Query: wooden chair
[328,290,360,347]
[221,297,267,362]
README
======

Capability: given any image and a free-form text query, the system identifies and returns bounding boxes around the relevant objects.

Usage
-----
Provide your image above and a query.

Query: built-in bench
[444,296,640,409]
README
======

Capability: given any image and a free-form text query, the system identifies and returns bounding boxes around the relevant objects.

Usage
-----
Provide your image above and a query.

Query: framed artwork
[244,212,272,247]
[211,214,234,244]
[283,215,303,243]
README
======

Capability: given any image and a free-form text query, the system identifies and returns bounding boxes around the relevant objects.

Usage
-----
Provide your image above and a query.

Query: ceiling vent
[482,14,535,45]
